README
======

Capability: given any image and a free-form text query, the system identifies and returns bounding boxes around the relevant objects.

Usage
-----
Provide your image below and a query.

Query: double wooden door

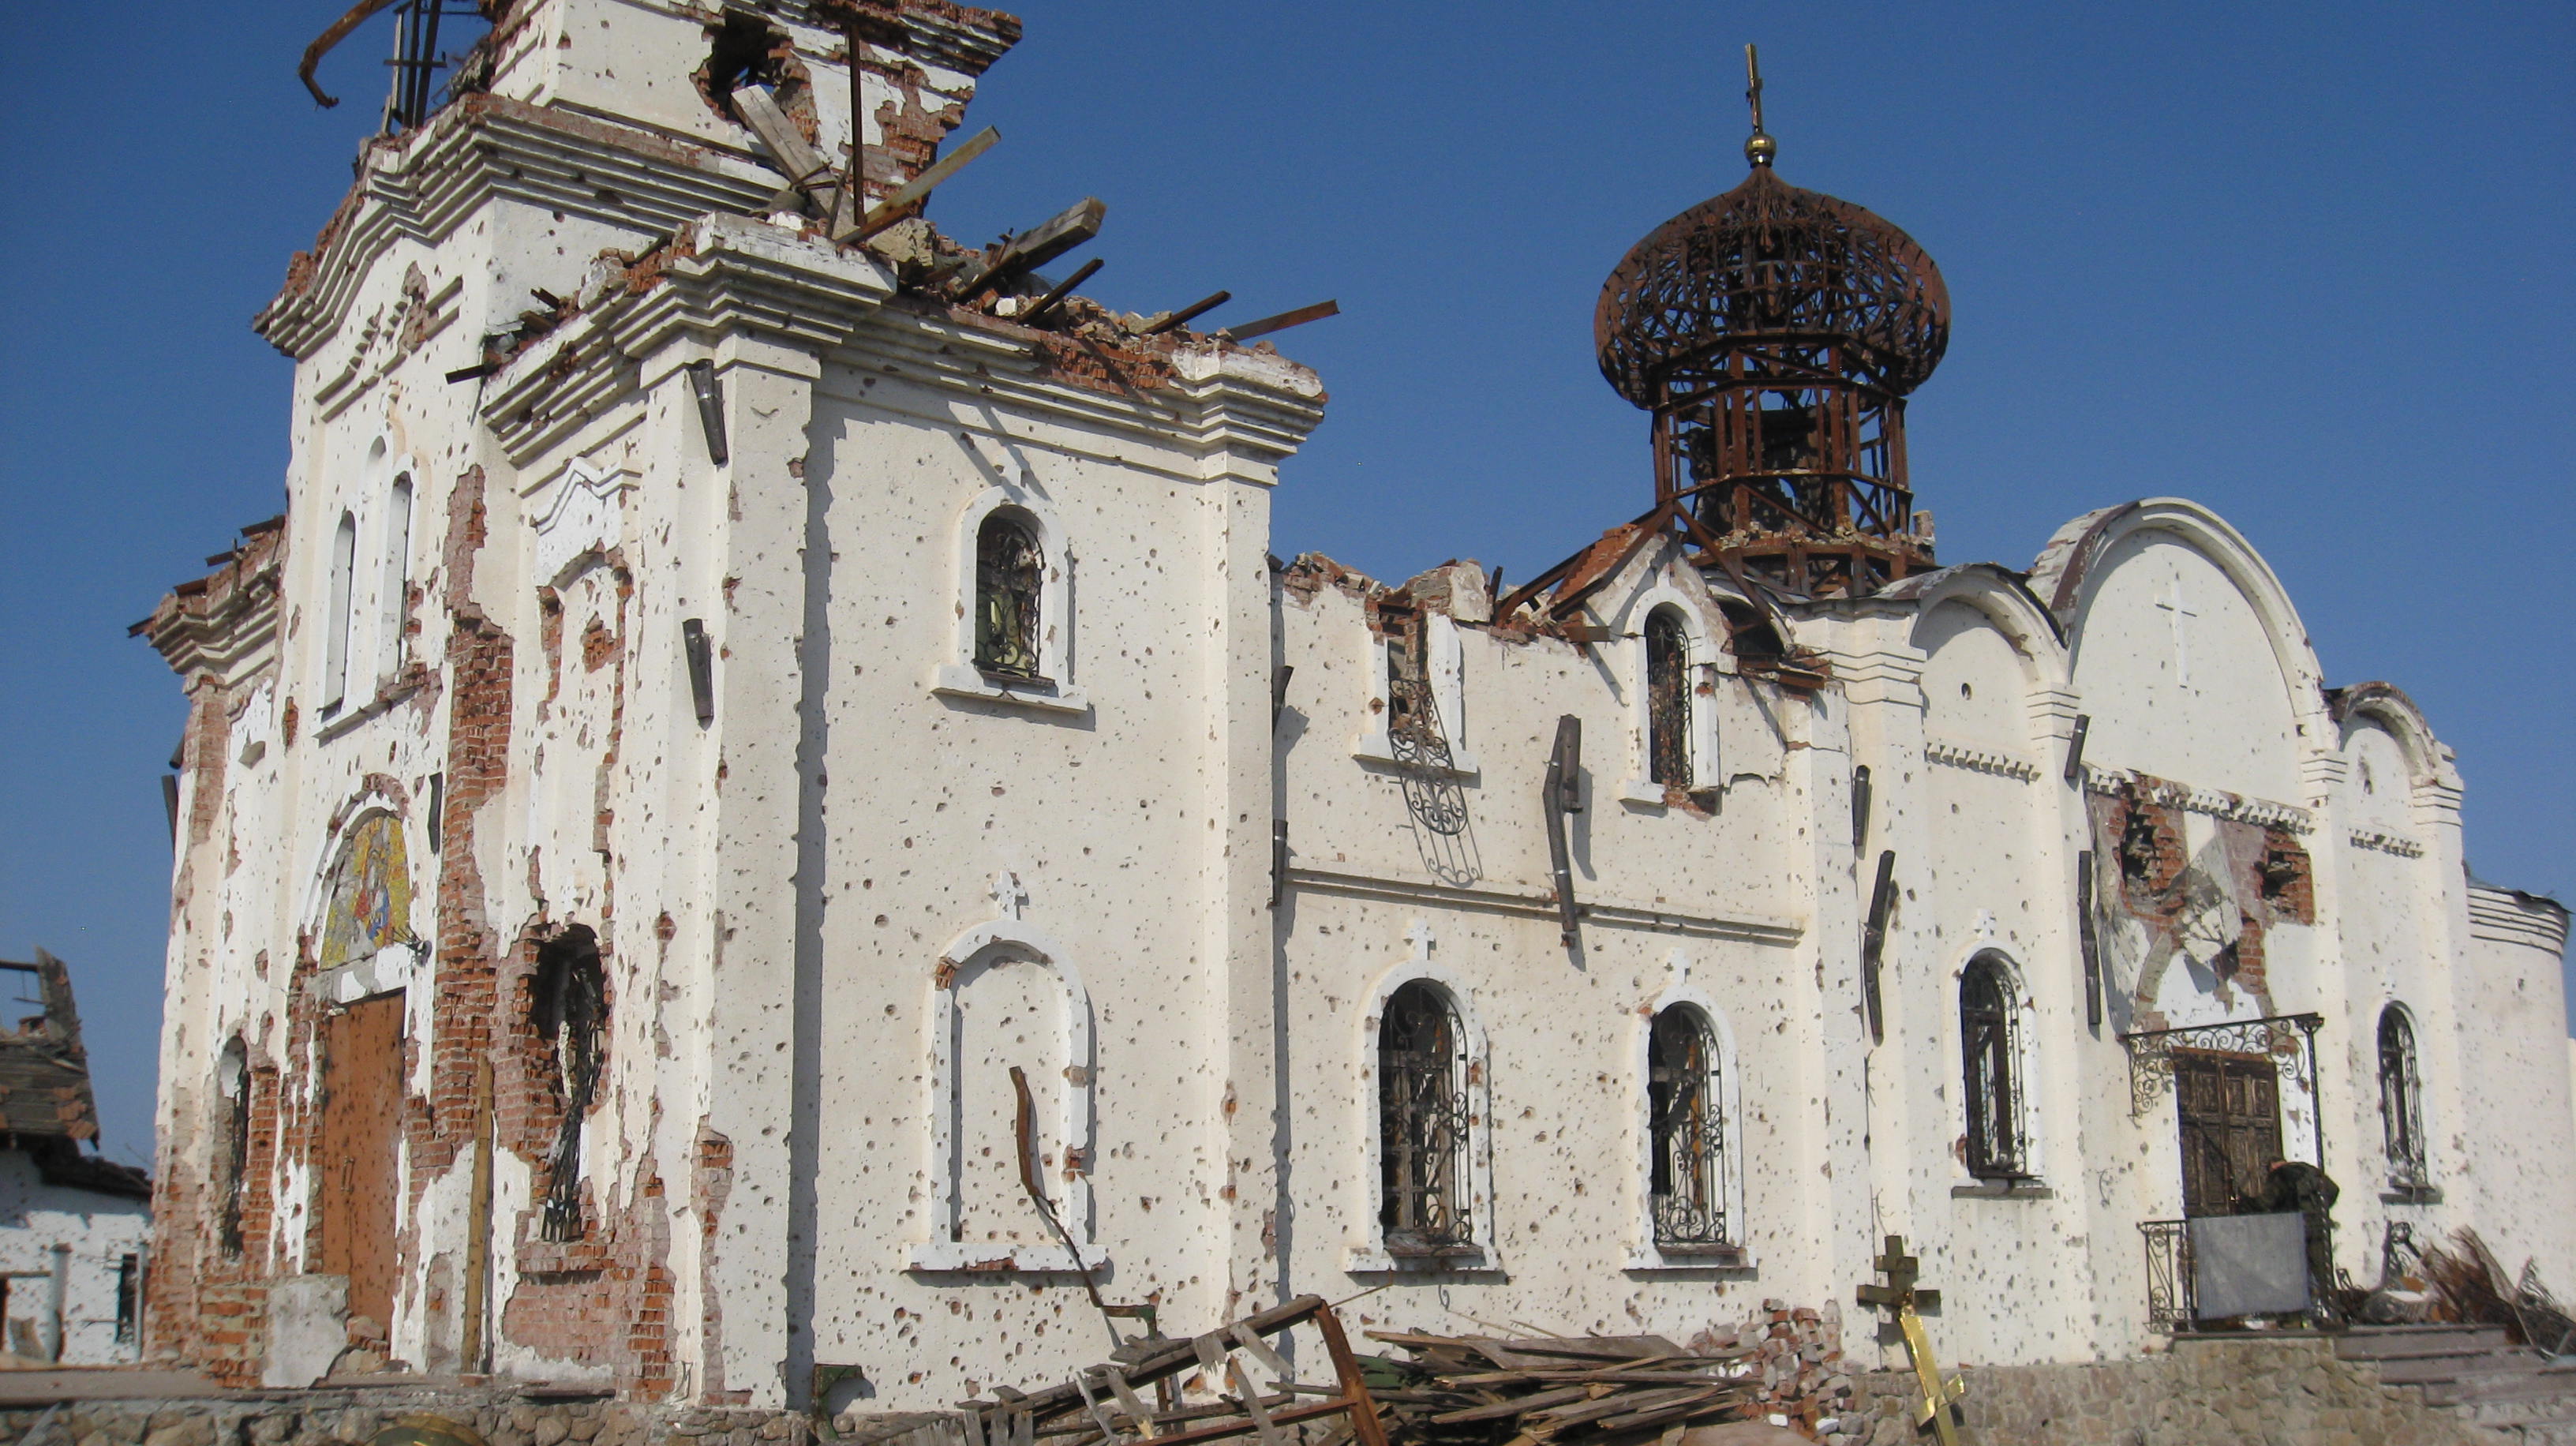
[2174,1048,2284,1216]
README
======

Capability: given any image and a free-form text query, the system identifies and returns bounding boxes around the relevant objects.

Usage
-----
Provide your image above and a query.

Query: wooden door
[316,993,405,1331]
[2174,1048,2283,1216]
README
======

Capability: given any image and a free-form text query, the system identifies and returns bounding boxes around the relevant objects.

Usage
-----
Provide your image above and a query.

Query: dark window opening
[114,1253,140,1345]
[2117,804,2162,882]
[1961,955,2027,1179]
[533,930,608,1242]
[974,511,1045,679]
[215,1039,250,1258]
[1645,608,1693,787]
[1648,1006,1730,1246]
[2378,1006,2427,1189]
[1717,599,1784,665]
[1379,981,1470,1252]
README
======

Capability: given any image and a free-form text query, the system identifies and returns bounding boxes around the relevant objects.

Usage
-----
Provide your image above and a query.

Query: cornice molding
[2080,765,2314,835]
[255,95,781,359]
[1926,737,2041,783]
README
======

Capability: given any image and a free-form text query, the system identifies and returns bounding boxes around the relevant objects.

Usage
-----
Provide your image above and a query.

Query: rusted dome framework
[1596,162,1949,599]
[1505,53,1952,618]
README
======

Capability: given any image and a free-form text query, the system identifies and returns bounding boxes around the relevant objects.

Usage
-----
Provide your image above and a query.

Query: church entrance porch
[2121,1013,2333,1332]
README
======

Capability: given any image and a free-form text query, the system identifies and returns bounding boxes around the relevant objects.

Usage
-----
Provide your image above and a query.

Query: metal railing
[2140,1219,2194,1332]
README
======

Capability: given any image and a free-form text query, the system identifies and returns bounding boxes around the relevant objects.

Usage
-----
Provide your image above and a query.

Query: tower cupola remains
[1593,47,1949,599]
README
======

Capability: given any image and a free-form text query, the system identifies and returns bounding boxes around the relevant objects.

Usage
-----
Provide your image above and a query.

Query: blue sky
[2,1,2569,1163]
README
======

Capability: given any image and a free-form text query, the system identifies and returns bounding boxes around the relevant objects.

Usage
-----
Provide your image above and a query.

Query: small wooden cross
[1856,1235,1965,1445]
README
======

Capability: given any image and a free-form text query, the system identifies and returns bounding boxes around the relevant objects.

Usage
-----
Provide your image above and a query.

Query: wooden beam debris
[960,198,1108,301]
[1218,300,1340,343]
[1020,258,1104,327]
[838,125,1002,244]
[1139,291,1231,336]
[732,84,844,217]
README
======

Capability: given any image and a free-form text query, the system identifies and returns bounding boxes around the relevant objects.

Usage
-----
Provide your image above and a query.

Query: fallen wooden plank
[960,199,1106,300]
[1428,1386,1593,1424]
[839,125,1001,243]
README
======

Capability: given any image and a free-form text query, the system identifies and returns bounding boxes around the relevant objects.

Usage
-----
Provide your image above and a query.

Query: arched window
[1645,607,1693,787]
[2378,1006,2426,1188]
[215,1036,251,1257]
[1379,981,1470,1252]
[324,510,358,709]
[380,474,413,678]
[1648,1004,1730,1246]
[532,929,607,1242]
[974,510,1044,678]
[1960,954,2027,1179]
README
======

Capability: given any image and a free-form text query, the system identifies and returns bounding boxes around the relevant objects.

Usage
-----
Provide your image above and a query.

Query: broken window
[114,1253,140,1346]
[533,929,607,1242]
[974,510,1044,679]
[2378,1005,2427,1189]
[1960,954,2027,1179]
[1648,1005,1731,1247]
[1645,607,1693,788]
[1379,981,1470,1252]
[324,510,357,710]
[215,1036,250,1257]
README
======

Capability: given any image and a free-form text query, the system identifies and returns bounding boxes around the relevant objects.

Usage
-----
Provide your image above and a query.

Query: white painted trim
[1626,954,1751,1272]
[934,484,1088,718]
[1952,946,2046,1186]
[1612,584,1721,804]
[1354,615,1478,776]
[309,943,424,1006]
[910,918,1103,1274]
[1346,923,1500,1273]
[525,456,638,590]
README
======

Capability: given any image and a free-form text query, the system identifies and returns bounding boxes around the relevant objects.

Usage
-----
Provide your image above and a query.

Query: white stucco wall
[0,1151,150,1364]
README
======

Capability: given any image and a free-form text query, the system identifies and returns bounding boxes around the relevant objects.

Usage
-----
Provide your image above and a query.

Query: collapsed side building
[134,0,2576,1410]
[0,950,153,1363]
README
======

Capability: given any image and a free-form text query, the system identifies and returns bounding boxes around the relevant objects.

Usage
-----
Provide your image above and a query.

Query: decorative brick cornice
[2345,829,2424,859]
[254,95,781,360]
[1925,737,2041,782]
[2080,765,2313,834]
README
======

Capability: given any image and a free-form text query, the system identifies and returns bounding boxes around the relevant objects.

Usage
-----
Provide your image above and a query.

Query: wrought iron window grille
[1960,957,2028,1181]
[1381,610,1468,837]
[1379,982,1471,1252]
[2117,1013,2323,1123]
[1647,1007,1732,1247]
[534,938,608,1243]
[1644,609,1693,789]
[2377,1007,2428,1190]
[974,512,1046,680]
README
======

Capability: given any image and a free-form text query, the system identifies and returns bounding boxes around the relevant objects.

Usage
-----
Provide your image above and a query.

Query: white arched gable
[933,484,1089,714]
[1627,953,1750,1270]
[1348,922,1498,1272]
[912,917,1099,1272]
[2032,500,2332,747]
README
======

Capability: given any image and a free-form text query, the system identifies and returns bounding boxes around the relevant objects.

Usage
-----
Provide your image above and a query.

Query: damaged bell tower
[1592,47,1949,601]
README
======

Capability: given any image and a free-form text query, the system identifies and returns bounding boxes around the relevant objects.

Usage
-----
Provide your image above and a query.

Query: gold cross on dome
[1856,1234,1966,1445]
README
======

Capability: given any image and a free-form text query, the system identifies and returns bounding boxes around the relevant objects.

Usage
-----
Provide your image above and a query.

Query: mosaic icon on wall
[320,812,414,969]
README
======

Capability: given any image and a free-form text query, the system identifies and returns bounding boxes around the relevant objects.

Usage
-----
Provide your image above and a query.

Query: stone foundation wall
[1841,1336,2503,1445]
[0,1390,809,1446]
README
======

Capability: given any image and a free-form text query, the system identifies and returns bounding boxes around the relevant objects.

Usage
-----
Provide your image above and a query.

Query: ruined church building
[137,0,2574,1405]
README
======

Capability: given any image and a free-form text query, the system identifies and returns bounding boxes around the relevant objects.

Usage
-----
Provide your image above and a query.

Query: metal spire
[1743,43,1777,167]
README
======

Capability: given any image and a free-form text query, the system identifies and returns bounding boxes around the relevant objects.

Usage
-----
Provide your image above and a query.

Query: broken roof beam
[838,125,1000,243]
[1219,300,1340,343]
[732,84,845,215]
[959,197,1107,301]
[1020,257,1103,326]
[1140,290,1231,336]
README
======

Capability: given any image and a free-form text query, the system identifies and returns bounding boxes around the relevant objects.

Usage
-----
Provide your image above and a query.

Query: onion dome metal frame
[1586,163,1952,601]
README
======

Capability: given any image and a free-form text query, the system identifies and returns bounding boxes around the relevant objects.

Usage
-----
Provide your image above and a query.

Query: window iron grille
[1648,1007,1731,1246]
[974,513,1045,679]
[1644,609,1692,788]
[1960,957,2027,1179]
[1382,611,1468,837]
[535,938,607,1242]
[2378,1007,2428,1190]
[1379,983,1470,1251]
